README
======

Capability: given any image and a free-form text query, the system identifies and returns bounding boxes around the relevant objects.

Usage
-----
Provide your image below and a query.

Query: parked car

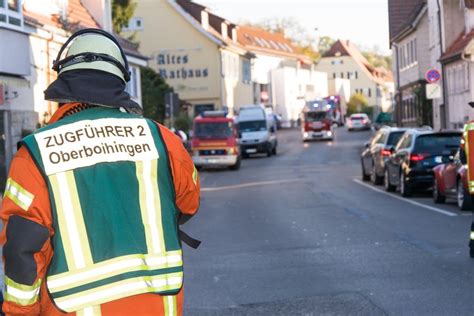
[361,126,407,184]
[347,113,371,131]
[432,149,473,210]
[384,130,462,197]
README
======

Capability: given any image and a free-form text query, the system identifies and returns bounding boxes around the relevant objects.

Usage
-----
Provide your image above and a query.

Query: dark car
[432,149,473,210]
[361,126,407,184]
[384,130,462,197]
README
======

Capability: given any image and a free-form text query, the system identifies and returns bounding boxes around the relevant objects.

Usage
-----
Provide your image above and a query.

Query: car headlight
[303,132,309,138]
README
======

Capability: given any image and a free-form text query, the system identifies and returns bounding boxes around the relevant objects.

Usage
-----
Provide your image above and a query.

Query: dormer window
[0,0,23,30]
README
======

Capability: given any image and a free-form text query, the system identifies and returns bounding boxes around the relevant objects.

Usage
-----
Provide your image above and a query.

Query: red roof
[23,0,99,30]
[440,29,474,63]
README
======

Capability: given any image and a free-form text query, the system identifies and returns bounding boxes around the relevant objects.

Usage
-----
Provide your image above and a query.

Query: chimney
[221,22,228,39]
[201,11,209,30]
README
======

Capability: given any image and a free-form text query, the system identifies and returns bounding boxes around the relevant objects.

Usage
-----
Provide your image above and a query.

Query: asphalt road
[183,127,474,316]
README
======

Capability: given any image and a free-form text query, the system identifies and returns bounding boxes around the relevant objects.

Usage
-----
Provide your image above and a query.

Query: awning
[0,75,30,89]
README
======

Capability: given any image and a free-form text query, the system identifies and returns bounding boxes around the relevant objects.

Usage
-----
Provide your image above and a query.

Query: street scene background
[1,0,474,315]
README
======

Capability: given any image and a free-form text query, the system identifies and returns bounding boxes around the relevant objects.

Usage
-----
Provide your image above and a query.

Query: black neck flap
[44,69,141,110]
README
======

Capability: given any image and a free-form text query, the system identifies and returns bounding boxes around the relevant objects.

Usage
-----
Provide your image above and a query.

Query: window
[123,17,144,31]
[341,72,344,78]
[333,73,336,79]
[347,72,351,79]
[242,59,251,84]
[0,0,22,29]
[368,88,371,97]
[355,71,358,79]
[8,0,18,11]
[126,67,138,98]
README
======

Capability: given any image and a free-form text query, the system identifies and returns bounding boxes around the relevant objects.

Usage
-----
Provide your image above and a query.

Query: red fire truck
[191,111,241,170]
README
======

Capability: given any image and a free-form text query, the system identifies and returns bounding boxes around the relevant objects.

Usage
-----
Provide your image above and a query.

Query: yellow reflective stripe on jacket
[192,167,198,186]
[76,305,102,316]
[54,272,183,312]
[4,277,41,306]
[47,250,183,293]
[4,178,34,211]
[50,171,93,269]
[163,295,178,316]
[136,159,166,254]
[471,232,474,240]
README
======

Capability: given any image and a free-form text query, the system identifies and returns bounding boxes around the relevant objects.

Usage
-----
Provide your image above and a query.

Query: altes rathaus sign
[157,53,209,80]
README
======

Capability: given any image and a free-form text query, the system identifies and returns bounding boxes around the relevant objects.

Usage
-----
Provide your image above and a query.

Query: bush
[140,66,173,123]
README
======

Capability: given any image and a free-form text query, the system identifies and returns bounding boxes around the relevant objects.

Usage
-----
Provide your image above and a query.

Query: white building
[315,40,394,117]
[238,25,328,127]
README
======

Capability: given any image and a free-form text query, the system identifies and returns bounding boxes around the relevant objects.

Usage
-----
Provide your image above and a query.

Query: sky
[199,0,391,55]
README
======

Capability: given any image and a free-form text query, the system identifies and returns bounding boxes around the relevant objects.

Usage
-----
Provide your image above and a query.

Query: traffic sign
[425,69,441,83]
[426,83,441,99]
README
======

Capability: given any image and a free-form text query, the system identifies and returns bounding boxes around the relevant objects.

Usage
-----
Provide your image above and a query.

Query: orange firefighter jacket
[0,103,200,316]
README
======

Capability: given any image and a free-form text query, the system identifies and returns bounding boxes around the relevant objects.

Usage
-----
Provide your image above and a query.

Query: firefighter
[461,114,474,258]
[0,29,200,315]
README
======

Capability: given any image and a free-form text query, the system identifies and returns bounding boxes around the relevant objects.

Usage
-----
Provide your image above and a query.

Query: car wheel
[229,156,241,171]
[361,161,370,181]
[266,146,272,157]
[242,152,249,159]
[457,180,473,211]
[384,168,396,192]
[432,177,446,204]
[400,172,412,197]
[371,162,383,185]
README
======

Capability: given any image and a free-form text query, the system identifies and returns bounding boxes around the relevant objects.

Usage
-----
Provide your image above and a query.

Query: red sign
[425,69,441,83]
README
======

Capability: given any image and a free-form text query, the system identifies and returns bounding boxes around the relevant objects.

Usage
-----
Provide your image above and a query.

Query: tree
[318,36,336,56]
[347,93,370,116]
[112,0,137,34]
[140,67,174,123]
[362,51,392,70]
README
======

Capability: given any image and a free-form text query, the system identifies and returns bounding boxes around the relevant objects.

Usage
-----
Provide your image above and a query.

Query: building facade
[125,0,254,117]
[315,40,394,117]
[238,25,328,127]
[390,2,433,127]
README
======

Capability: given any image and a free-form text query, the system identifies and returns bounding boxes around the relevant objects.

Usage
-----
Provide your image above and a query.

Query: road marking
[353,179,457,217]
[202,179,304,192]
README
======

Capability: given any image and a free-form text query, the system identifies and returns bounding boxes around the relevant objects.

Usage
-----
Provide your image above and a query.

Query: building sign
[157,53,209,80]
[426,83,441,99]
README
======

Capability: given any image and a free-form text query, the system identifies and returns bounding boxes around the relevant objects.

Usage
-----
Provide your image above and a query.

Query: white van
[237,105,278,158]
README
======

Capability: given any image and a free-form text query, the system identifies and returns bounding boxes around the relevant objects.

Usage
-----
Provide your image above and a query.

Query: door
[444,151,460,194]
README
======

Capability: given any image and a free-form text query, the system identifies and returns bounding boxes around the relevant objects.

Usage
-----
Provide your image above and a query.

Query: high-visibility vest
[22,107,183,313]
[463,122,474,193]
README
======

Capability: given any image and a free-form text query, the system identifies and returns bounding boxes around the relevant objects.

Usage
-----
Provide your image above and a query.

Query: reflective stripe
[77,305,102,316]
[164,295,177,316]
[47,251,183,293]
[4,277,41,306]
[50,172,93,270]
[192,167,198,186]
[471,232,474,240]
[137,159,166,254]
[55,272,183,312]
[4,178,34,211]
[466,123,474,131]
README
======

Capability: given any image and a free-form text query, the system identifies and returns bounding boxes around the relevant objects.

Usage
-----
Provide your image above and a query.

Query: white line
[202,179,304,192]
[353,179,457,217]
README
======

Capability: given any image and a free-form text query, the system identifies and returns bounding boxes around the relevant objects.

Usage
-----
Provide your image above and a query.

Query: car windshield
[194,122,233,139]
[387,131,405,146]
[351,116,366,121]
[414,134,461,154]
[239,120,267,132]
[305,111,327,122]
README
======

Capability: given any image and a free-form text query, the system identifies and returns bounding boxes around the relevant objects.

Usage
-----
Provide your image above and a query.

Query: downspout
[437,0,447,129]
[392,42,402,126]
